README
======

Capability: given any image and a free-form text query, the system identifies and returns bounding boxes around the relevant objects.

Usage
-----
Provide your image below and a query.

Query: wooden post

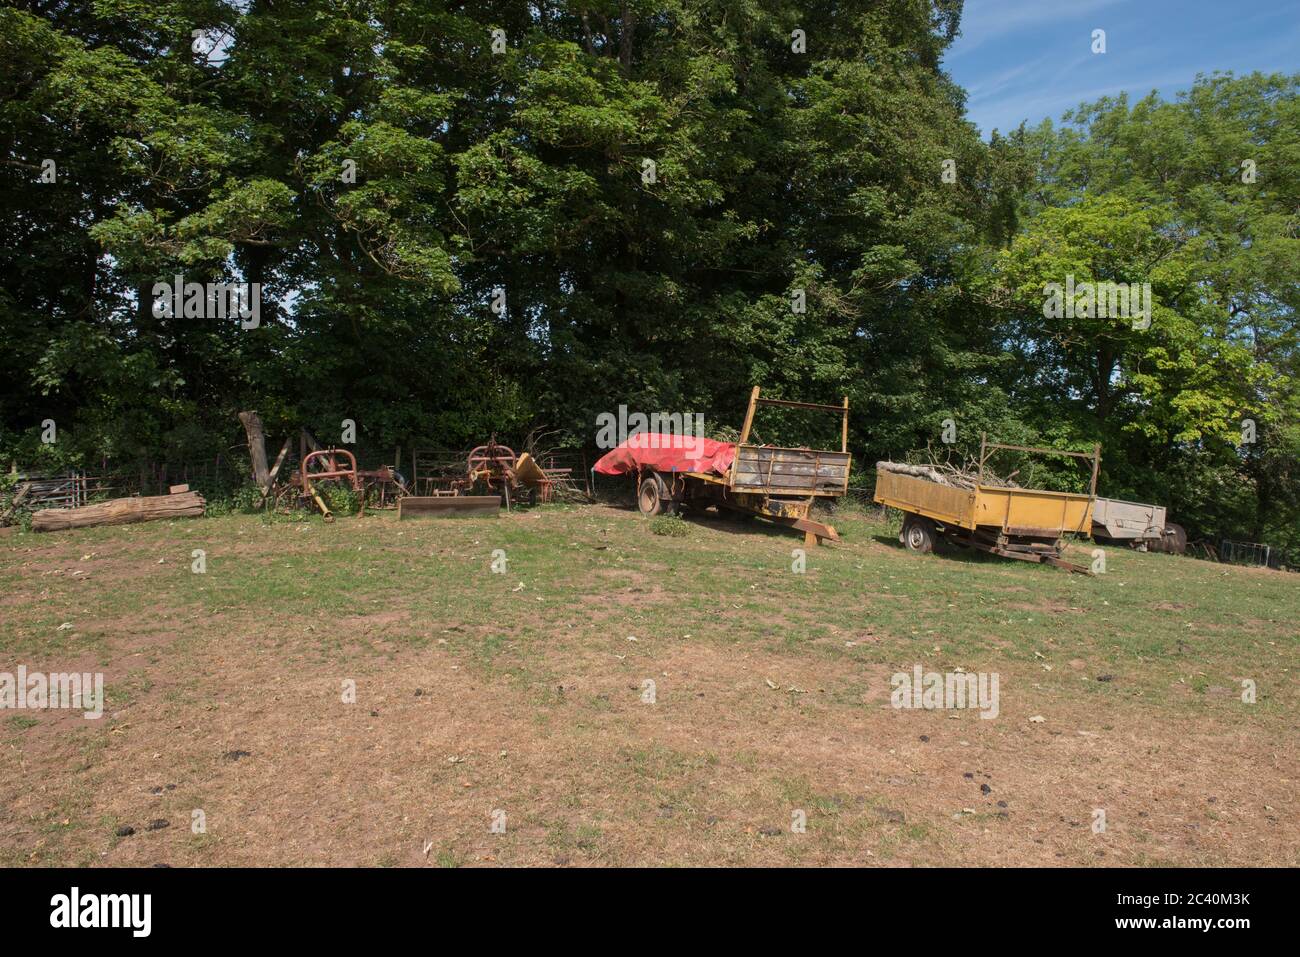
[739,386,760,445]
[841,396,849,453]
[238,411,270,488]
[978,433,987,486]
[1089,443,1102,497]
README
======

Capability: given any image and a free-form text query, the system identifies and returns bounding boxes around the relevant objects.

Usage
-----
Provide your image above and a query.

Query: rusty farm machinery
[237,406,585,521]
[271,446,408,521]
[237,413,408,521]
[400,437,582,517]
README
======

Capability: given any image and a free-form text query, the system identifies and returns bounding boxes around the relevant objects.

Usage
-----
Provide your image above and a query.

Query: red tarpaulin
[592,433,736,477]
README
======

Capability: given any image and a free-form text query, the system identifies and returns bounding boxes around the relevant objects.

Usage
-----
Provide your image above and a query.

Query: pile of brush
[875,454,1020,490]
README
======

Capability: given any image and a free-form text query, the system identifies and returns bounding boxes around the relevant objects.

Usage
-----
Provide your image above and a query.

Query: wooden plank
[398,496,500,519]
[733,468,846,482]
[733,455,850,471]
[169,483,190,494]
[734,454,849,472]
[733,453,850,482]
[841,396,849,453]
[738,386,760,445]
[736,447,850,460]
[732,466,847,480]
[754,397,845,413]
[732,475,848,488]
[733,464,848,480]
[736,476,846,486]
[261,438,293,500]
[0,481,32,526]
[790,516,839,544]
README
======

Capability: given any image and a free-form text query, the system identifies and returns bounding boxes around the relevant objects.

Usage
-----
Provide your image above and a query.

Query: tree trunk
[238,411,270,487]
[619,5,636,71]
[33,492,206,532]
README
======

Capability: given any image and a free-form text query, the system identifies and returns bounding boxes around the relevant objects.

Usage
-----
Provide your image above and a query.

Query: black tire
[1160,522,1187,555]
[902,516,936,553]
[637,473,665,516]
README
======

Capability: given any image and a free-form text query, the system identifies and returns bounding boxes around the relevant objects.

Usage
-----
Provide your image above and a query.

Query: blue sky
[943,0,1300,137]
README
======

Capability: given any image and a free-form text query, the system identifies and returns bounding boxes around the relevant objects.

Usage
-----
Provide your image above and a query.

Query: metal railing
[1220,539,1273,568]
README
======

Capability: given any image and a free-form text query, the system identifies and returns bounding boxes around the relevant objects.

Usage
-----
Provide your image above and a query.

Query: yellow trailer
[873,436,1099,574]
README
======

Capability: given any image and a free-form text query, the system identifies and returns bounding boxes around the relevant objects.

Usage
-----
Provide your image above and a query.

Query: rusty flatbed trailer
[637,387,851,546]
[873,436,1100,574]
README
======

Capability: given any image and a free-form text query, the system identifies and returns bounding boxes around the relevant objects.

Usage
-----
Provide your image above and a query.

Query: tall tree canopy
[990,74,1300,552]
[1,2,1296,557]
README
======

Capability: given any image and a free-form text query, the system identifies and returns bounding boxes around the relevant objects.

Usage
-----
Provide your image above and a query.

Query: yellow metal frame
[873,435,1100,540]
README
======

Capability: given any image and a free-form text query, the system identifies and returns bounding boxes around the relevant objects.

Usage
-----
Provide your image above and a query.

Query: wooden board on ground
[398,495,500,519]
[32,491,205,532]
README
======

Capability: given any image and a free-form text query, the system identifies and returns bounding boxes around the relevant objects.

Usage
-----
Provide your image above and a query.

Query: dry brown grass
[0,505,1295,867]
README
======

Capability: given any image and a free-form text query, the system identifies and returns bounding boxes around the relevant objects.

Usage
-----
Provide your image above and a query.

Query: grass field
[1,502,1295,867]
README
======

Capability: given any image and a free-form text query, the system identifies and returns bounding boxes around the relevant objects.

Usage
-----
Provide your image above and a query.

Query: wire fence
[8,455,248,510]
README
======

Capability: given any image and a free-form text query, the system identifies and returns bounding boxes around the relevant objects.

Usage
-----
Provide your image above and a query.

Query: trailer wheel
[902,516,936,553]
[637,473,665,516]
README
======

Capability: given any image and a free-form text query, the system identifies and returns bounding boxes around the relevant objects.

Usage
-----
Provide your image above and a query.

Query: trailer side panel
[730,446,851,497]
[873,470,977,529]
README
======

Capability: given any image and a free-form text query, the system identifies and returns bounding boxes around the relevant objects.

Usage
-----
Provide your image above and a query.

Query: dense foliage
[1,2,1296,555]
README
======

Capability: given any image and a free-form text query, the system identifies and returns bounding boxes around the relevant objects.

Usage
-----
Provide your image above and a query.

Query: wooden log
[398,495,500,519]
[169,483,190,494]
[33,492,206,532]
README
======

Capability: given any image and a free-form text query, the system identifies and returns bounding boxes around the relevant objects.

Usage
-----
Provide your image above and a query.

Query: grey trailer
[1092,497,1185,553]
